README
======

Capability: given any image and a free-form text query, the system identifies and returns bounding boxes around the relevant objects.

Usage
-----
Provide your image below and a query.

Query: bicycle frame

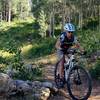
[64,53,75,81]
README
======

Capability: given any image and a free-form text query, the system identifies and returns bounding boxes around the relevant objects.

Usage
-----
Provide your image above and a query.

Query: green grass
[26,38,56,59]
[0,21,40,48]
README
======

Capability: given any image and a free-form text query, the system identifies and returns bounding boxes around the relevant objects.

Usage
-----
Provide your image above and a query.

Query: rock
[33,87,50,100]
[6,69,13,78]
[40,87,50,100]
[0,73,13,94]
[33,93,41,100]
[42,82,58,94]
[5,65,18,78]
[26,80,33,86]
[0,73,56,100]
[32,81,42,88]
[42,82,53,88]
[32,81,51,100]
[14,80,32,95]
[7,80,17,93]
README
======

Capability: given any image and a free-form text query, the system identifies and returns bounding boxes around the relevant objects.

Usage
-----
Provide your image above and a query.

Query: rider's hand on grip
[81,50,87,55]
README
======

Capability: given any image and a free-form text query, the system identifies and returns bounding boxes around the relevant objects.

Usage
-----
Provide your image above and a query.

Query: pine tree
[38,10,47,37]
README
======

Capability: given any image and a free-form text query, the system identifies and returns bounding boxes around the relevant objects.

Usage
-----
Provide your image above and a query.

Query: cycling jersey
[60,32,77,49]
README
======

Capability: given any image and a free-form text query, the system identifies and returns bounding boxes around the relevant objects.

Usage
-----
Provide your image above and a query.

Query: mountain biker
[55,23,83,88]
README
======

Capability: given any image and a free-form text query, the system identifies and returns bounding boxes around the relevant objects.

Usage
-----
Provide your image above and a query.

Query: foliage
[0,56,7,72]
[12,50,42,81]
[0,0,31,21]
[0,19,40,50]
[0,20,44,80]
[38,10,47,37]
[77,29,100,80]
[55,28,61,36]
[1,48,43,81]
[78,30,100,55]
[25,38,56,59]
[83,17,99,30]
[89,60,100,80]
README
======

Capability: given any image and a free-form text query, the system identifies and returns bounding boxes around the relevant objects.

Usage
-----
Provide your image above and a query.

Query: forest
[0,0,100,81]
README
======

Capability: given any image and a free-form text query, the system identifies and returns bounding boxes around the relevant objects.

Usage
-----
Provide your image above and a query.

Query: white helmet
[64,23,75,32]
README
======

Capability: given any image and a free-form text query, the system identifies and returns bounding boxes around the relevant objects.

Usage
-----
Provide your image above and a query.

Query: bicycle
[55,48,92,100]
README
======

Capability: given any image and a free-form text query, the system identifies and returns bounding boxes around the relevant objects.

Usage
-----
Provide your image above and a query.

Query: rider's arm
[55,37,62,50]
[55,34,65,50]
[73,36,84,51]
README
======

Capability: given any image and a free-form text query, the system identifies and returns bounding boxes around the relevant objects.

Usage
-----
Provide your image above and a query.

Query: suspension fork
[76,69,81,80]
[74,68,82,85]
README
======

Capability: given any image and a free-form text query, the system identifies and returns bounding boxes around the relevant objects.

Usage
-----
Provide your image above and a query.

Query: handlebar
[62,42,75,45]
[67,48,77,54]
[61,48,87,55]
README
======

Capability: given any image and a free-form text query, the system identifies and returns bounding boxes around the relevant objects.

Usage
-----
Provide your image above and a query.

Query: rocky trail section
[44,64,100,100]
[0,52,100,100]
[0,73,57,100]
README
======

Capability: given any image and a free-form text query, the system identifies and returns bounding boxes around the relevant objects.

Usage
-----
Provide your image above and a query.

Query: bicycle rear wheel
[67,66,92,100]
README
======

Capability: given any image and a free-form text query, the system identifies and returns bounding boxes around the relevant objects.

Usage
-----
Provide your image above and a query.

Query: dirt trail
[44,64,100,100]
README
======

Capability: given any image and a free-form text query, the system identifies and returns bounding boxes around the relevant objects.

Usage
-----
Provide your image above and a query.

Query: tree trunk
[20,2,23,19]
[8,1,11,24]
[61,0,66,31]
[98,5,100,32]
[0,12,2,23]
[4,2,6,21]
[51,3,55,38]
[78,0,83,30]
[62,13,65,31]
[46,12,52,37]
[52,13,55,37]
[6,11,8,21]
[49,13,52,37]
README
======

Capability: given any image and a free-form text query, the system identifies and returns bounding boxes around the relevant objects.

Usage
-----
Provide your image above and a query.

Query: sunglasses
[68,31,73,33]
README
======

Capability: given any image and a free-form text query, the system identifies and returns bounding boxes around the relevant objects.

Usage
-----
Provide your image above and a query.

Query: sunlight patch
[0,50,14,58]
[21,44,33,54]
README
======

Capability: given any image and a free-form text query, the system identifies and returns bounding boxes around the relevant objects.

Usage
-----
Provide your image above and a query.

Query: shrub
[83,17,99,30]
[13,64,43,81]
[78,30,100,55]
[7,49,43,81]
[89,60,100,80]
[26,38,56,58]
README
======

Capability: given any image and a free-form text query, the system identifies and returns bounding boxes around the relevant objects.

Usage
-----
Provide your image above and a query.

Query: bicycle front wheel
[67,66,92,100]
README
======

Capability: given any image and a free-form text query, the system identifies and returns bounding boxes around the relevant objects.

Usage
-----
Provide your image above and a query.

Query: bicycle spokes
[74,69,82,85]
[67,66,92,100]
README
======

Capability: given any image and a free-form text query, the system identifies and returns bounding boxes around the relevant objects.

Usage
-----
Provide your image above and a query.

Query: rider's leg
[64,55,69,67]
[57,49,64,79]
[59,56,64,79]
